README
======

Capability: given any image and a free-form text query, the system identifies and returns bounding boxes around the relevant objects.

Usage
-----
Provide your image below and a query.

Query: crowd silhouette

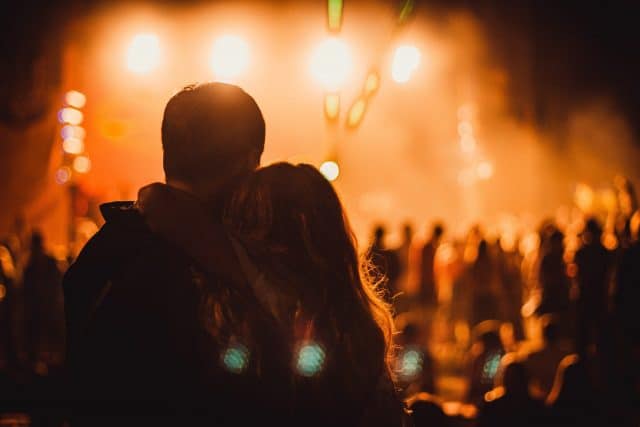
[0,83,638,426]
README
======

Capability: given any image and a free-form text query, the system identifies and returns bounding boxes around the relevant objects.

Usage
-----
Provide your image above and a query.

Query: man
[63,83,265,424]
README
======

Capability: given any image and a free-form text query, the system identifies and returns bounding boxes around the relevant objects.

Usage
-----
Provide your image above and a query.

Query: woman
[138,163,405,425]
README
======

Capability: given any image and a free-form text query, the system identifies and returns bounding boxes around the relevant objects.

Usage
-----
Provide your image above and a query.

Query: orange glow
[310,38,352,91]
[391,45,421,83]
[210,35,250,82]
[0,284,6,301]
[73,156,92,173]
[460,135,477,153]
[63,138,85,155]
[364,71,380,96]
[476,161,494,180]
[64,90,87,109]
[126,33,161,74]
[320,160,340,181]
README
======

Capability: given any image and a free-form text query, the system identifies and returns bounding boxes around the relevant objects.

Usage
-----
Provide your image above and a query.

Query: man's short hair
[161,82,265,183]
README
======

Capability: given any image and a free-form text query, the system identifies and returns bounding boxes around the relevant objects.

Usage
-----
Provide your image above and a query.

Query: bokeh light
[210,35,250,82]
[73,156,91,173]
[363,70,380,96]
[55,167,71,184]
[397,347,424,381]
[62,137,85,155]
[61,125,86,140]
[324,93,340,120]
[221,342,250,374]
[58,108,84,125]
[64,90,86,109]
[295,341,326,377]
[391,45,421,83]
[347,97,367,128]
[310,37,353,91]
[476,161,494,180]
[126,33,161,74]
[320,160,340,181]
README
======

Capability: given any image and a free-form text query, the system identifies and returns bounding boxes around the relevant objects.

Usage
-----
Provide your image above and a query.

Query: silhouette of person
[546,354,603,427]
[525,316,569,399]
[477,355,546,427]
[137,163,408,426]
[368,225,400,304]
[469,240,500,326]
[394,223,414,295]
[63,83,267,425]
[537,230,570,318]
[22,231,63,373]
[466,321,505,405]
[407,392,450,427]
[573,218,612,356]
[419,223,444,308]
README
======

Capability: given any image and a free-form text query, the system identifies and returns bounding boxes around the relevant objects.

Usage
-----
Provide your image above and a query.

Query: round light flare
[295,341,326,377]
[319,161,340,182]
[73,156,92,174]
[62,138,85,155]
[391,45,421,84]
[310,38,353,92]
[61,125,86,140]
[55,167,71,185]
[126,33,161,74]
[58,108,83,125]
[210,35,250,82]
[64,90,86,109]
[221,342,250,374]
[476,161,494,180]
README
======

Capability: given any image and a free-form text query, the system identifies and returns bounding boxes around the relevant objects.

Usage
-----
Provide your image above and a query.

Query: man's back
[63,202,228,422]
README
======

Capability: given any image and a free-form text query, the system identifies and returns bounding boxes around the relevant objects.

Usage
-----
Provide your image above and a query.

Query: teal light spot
[222,343,250,374]
[482,352,502,384]
[399,348,423,380]
[296,341,326,377]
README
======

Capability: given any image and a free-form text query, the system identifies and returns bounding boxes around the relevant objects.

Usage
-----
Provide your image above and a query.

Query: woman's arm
[137,183,247,286]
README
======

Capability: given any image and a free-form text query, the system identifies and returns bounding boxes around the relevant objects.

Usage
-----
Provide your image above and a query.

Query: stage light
[64,90,86,109]
[73,156,91,174]
[391,45,421,83]
[310,38,352,91]
[476,161,494,180]
[62,138,85,155]
[324,93,340,120]
[61,125,86,140]
[347,97,367,128]
[320,161,340,182]
[210,35,250,82]
[58,108,84,125]
[126,33,161,74]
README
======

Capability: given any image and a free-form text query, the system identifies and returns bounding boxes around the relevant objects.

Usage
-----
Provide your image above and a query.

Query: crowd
[0,83,638,426]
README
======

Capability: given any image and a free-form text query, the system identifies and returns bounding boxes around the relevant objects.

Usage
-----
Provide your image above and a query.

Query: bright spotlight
[320,161,340,181]
[310,38,352,92]
[127,33,161,74]
[391,45,421,83]
[210,35,250,82]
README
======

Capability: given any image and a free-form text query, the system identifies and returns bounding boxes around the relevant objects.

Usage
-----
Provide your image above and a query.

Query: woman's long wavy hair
[224,162,395,394]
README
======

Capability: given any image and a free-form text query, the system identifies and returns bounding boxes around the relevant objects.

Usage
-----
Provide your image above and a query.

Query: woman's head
[225,163,394,388]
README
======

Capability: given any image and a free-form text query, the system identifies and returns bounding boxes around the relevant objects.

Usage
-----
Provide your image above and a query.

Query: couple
[63,83,407,426]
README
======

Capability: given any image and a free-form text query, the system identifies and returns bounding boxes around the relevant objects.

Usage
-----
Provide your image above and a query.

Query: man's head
[162,83,265,194]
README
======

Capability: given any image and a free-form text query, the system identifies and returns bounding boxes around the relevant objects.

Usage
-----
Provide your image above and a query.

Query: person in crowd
[63,83,269,425]
[536,230,570,336]
[407,392,450,427]
[138,163,407,425]
[0,242,17,370]
[419,223,444,309]
[573,218,612,357]
[469,240,500,326]
[393,223,414,298]
[22,231,63,373]
[394,321,435,397]
[368,225,400,304]
[477,354,546,427]
[546,354,603,427]
[525,316,569,399]
[466,321,505,405]
[495,238,525,340]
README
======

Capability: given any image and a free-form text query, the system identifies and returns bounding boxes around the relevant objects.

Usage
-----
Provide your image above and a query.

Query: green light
[296,341,326,377]
[398,0,414,25]
[328,0,343,32]
[222,343,250,374]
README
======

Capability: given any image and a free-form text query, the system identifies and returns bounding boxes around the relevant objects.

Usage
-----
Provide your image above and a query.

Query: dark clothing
[537,252,570,315]
[477,394,546,427]
[63,202,242,424]
[419,241,438,306]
